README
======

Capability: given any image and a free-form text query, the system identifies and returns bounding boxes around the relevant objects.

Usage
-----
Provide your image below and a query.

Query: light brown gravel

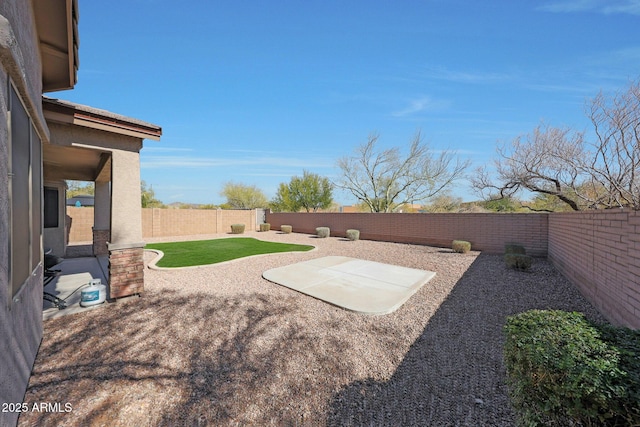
[19,231,605,427]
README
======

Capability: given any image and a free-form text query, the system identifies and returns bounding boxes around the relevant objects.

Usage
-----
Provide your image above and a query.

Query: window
[8,82,42,297]
[44,187,59,228]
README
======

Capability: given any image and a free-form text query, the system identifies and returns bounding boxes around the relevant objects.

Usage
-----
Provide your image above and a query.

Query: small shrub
[259,223,271,232]
[505,244,526,255]
[345,229,360,241]
[316,227,330,238]
[230,224,245,234]
[504,253,532,271]
[280,225,292,234]
[504,310,640,427]
[452,240,471,253]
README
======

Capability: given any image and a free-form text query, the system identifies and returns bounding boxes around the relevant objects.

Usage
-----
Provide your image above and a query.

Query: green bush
[345,229,360,241]
[230,224,245,234]
[594,323,640,424]
[505,244,526,255]
[316,227,330,238]
[504,253,532,271]
[280,225,292,234]
[452,240,471,253]
[259,223,271,232]
[504,310,640,426]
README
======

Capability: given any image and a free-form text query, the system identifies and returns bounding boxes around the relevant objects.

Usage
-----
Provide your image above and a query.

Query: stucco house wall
[45,120,145,256]
[0,3,48,426]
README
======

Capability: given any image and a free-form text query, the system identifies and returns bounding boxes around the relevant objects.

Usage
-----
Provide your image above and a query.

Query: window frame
[8,80,43,300]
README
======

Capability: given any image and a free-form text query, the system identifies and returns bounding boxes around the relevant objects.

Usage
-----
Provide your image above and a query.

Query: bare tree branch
[336,132,469,212]
[473,79,640,211]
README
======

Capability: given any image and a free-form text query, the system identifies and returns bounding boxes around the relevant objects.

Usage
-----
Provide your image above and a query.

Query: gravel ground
[20,231,605,427]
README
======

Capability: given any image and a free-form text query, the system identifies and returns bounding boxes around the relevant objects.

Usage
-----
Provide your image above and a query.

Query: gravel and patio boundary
[21,231,605,426]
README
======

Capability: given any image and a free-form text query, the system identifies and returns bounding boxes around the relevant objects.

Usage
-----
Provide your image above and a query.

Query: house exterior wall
[266,212,549,256]
[109,149,143,247]
[0,3,46,426]
[548,210,640,329]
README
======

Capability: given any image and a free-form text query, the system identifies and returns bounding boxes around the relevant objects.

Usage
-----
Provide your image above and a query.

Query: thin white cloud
[141,155,334,169]
[538,0,600,13]
[142,146,193,152]
[392,97,451,117]
[608,46,640,62]
[539,0,640,15]
[605,1,640,14]
[420,66,513,84]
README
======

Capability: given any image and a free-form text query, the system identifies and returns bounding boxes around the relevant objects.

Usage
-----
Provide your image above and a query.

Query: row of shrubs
[315,227,360,240]
[238,227,533,264]
[504,310,640,426]
[230,223,272,233]
[230,224,361,240]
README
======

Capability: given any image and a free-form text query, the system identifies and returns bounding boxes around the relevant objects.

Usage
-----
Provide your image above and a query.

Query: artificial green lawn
[145,237,314,268]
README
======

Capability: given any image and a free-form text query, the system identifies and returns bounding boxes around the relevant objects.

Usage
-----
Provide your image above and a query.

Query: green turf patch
[145,237,314,268]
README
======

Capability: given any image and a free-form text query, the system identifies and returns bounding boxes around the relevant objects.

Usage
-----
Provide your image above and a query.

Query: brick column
[92,228,110,256]
[108,246,144,299]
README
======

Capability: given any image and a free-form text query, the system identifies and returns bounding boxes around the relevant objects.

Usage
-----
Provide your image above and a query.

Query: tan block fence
[266,212,549,256]
[548,211,640,329]
[66,207,639,328]
[67,207,260,242]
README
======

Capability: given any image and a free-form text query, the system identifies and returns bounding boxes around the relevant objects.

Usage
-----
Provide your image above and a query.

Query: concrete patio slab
[43,256,109,320]
[262,256,436,315]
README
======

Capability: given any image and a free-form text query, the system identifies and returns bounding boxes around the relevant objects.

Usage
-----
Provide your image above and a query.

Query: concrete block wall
[68,208,258,242]
[549,210,640,329]
[220,209,256,234]
[67,207,640,328]
[146,208,220,238]
[67,206,95,241]
[266,212,549,256]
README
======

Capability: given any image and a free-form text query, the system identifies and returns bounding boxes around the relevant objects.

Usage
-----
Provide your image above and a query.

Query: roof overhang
[33,0,79,92]
[42,97,161,182]
[43,97,162,141]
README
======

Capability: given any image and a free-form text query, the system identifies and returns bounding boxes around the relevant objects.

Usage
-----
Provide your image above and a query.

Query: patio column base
[108,245,144,299]
[93,228,110,256]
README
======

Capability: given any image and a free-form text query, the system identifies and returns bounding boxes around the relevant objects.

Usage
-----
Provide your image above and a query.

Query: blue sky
[55,0,640,205]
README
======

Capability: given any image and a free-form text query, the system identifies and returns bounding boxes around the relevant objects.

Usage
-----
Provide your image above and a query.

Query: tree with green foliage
[423,192,463,212]
[270,182,296,212]
[141,180,164,208]
[221,182,268,209]
[523,193,576,212]
[66,180,94,197]
[481,197,523,212]
[271,171,334,212]
[199,204,218,210]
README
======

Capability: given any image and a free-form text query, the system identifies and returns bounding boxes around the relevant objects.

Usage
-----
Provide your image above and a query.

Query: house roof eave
[34,0,79,92]
[43,97,162,141]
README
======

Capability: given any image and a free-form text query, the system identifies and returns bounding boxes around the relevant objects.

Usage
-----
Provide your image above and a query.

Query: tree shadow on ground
[19,252,605,427]
[326,254,606,427]
[21,289,354,426]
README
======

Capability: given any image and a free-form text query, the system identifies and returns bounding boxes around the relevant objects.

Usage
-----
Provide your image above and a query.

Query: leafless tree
[471,124,586,211]
[581,80,640,209]
[336,132,469,212]
[473,79,640,210]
